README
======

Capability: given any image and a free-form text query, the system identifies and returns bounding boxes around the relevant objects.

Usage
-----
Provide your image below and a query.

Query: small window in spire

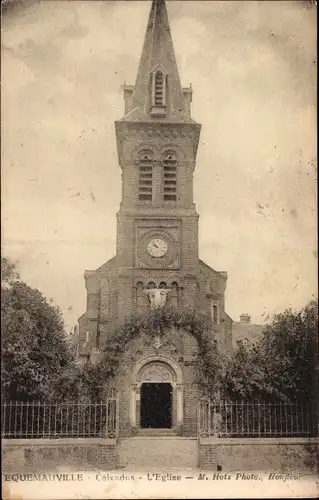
[154,71,164,106]
[151,68,166,115]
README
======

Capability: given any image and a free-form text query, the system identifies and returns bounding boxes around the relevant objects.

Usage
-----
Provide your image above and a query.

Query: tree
[226,300,318,403]
[1,256,74,401]
[1,255,20,284]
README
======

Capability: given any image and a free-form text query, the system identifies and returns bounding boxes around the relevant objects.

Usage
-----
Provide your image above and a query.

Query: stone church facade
[77,0,233,438]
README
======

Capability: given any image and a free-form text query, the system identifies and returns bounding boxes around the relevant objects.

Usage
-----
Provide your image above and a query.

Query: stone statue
[144,288,171,309]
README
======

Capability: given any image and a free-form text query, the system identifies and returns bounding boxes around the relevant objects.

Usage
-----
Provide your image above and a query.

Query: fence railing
[199,400,318,438]
[1,399,119,439]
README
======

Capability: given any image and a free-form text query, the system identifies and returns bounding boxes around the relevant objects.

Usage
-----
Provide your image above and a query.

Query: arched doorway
[130,355,184,431]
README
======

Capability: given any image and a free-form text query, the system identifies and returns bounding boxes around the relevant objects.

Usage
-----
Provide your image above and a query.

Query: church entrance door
[140,383,172,428]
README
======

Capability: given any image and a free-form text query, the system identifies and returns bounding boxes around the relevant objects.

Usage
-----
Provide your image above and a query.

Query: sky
[1,0,317,331]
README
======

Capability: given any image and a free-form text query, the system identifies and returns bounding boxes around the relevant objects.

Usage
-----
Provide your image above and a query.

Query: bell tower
[78,0,231,359]
[115,0,202,318]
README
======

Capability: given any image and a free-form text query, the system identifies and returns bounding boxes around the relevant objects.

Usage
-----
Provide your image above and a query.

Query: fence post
[14,401,18,436]
[48,402,51,438]
[2,402,6,437]
[105,399,109,438]
[197,400,200,438]
[197,400,201,468]
[257,401,261,437]
[115,397,120,439]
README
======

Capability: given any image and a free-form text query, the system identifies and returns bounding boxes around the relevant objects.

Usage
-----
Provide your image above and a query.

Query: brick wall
[199,438,319,472]
[183,381,200,436]
[4,438,317,473]
[2,439,117,473]
[199,443,218,469]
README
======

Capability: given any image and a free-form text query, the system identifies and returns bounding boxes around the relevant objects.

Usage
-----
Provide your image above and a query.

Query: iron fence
[1,399,119,439]
[199,400,318,438]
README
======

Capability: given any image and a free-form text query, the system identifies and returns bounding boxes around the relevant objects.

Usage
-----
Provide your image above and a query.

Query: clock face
[147,238,168,258]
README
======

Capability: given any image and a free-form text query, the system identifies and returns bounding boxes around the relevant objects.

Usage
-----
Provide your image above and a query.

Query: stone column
[153,161,163,206]
[176,384,184,427]
[130,384,138,427]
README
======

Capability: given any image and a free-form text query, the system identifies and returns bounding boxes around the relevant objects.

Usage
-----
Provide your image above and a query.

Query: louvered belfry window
[163,153,177,201]
[138,154,153,201]
[154,71,165,106]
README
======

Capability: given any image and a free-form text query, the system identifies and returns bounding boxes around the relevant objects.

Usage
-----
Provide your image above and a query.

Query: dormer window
[151,67,167,115]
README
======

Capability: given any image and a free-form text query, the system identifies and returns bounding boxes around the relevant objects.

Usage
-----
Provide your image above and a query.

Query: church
[77,0,234,439]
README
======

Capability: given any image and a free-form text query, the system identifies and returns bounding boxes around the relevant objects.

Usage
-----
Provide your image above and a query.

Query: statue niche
[134,281,180,313]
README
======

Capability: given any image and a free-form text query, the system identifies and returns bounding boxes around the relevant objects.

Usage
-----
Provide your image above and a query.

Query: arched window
[138,152,153,201]
[159,281,167,289]
[163,152,177,201]
[148,281,156,289]
[136,281,144,290]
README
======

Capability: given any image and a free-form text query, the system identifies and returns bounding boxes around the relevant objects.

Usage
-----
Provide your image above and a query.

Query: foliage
[1,255,20,285]
[226,300,318,402]
[63,301,318,404]
[49,365,94,403]
[79,307,227,401]
[1,256,74,401]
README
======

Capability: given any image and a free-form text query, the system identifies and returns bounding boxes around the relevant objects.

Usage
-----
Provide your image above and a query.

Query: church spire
[122,0,193,122]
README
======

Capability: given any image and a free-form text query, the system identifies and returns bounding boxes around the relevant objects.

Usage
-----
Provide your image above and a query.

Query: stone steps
[136,428,178,437]
[117,437,198,469]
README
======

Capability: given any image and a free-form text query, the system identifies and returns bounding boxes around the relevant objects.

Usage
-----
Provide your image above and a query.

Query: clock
[147,238,168,258]
[136,225,180,269]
